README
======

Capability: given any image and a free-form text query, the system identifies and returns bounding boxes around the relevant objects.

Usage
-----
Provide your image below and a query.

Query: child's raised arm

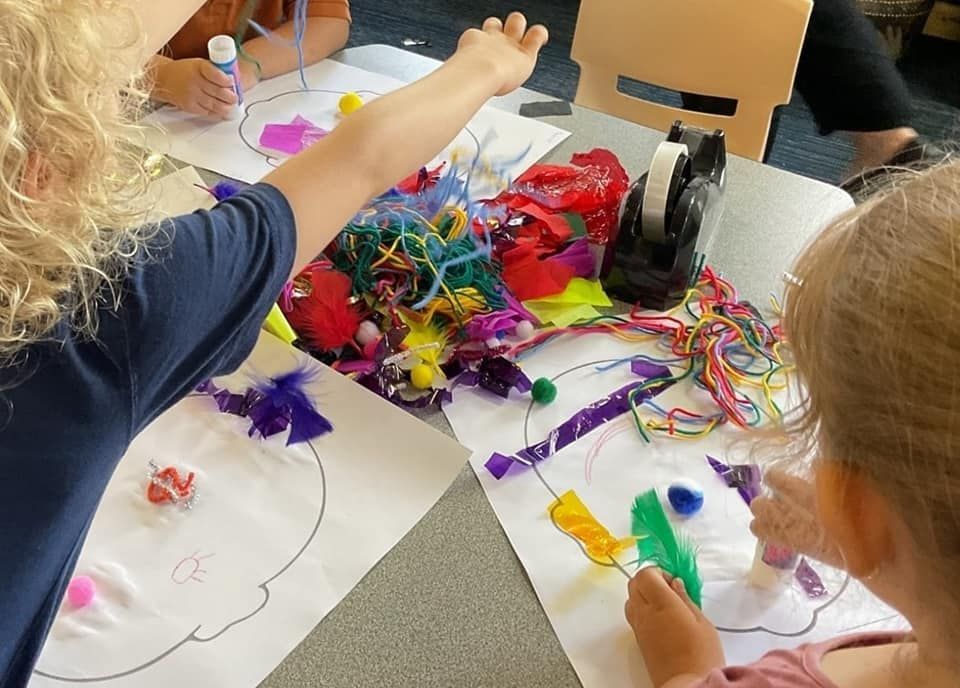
[262,13,549,273]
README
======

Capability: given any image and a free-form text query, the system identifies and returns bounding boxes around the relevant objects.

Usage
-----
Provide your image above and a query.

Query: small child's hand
[750,468,843,569]
[625,568,725,687]
[456,13,549,96]
[154,58,237,119]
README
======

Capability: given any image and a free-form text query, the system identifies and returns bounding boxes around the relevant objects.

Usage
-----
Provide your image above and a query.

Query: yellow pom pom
[410,363,434,390]
[338,92,363,115]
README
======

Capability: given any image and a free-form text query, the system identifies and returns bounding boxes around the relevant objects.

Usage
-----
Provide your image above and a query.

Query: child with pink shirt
[625,160,960,688]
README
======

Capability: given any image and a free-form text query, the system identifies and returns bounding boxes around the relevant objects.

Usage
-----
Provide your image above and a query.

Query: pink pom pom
[67,576,96,608]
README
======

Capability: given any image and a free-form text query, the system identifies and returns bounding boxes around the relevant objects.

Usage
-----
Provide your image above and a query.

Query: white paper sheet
[443,334,906,688]
[31,308,470,684]
[144,165,214,220]
[143,60,570,187]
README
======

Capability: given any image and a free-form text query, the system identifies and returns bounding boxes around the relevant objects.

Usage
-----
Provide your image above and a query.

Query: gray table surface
[257,45,854,688]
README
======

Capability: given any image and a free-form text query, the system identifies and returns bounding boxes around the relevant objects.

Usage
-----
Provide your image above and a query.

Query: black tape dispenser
[602,121,726,311]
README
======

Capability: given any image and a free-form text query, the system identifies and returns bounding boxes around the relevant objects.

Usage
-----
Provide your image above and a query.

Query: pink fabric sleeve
[690,633,907,688]
[694,647,823,688]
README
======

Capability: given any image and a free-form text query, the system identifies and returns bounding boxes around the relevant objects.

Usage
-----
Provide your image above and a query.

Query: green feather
[630,489,703,607]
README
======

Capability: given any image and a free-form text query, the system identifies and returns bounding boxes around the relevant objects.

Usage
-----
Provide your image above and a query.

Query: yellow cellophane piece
[549,489,634,563]
[263,304,297,345]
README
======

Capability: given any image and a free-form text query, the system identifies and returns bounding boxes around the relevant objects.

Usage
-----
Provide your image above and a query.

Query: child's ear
[815,460,894,579]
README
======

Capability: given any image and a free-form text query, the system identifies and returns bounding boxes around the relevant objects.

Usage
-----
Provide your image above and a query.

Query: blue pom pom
[667,479,704,516]
[211,180,243,201]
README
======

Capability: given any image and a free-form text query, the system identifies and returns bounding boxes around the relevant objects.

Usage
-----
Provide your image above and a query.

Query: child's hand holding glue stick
[749,468,844,580]
[149,37,239,119]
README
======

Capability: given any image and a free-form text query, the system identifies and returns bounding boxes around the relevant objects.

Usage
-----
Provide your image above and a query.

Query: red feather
[283,270,361,351]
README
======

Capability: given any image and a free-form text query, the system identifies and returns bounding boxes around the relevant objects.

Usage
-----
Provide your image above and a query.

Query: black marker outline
[35,418,327,683]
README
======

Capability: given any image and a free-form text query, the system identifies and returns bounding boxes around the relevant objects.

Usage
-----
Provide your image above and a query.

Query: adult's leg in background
[794,0,917,175]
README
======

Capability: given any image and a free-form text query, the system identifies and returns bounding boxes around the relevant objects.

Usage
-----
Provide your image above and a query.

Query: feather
[251,363,333,445]
[283,270,361,352]
[400,315,448,375]
[631,489,703,607]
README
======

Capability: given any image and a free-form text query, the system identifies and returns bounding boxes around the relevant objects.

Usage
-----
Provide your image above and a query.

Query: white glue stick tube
[207,35,243,119]
[748,540,799,590]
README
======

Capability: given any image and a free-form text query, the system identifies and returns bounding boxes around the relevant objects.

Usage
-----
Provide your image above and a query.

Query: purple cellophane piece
[247,400,292,439]
[485,452,515,479]
[260,115,329,155]
[707,455,762,505]
[552,238,595,278]
[795,558,828,598]
[630,359,671,380]
[515,378,674,465]
[478,357,527,398]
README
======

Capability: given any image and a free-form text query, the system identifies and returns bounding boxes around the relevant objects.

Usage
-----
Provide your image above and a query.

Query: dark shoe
[841,138,953,201]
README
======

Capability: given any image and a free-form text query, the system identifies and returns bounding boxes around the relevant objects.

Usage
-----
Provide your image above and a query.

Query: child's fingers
[668,576,703,617]
[764,469,816,510]
[199,61,236,89]
[195,94,235,119]
[481,16,504,33]
[522,24,549,53]
[503,12,527,41]
[749,497,786,540]
[628,566,678,609]
[201,82,237,105]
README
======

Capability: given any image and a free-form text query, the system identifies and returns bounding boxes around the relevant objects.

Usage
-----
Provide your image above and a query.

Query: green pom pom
[531,377,557,404]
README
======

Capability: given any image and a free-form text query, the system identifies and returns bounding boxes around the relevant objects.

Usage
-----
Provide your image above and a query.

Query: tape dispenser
[602,121,726,310]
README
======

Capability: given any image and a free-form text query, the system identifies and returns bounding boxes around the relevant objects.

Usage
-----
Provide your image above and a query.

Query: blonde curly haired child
[0,1,547,681]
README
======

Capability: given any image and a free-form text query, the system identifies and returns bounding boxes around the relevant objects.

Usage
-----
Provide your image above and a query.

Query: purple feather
[252,364,333,445]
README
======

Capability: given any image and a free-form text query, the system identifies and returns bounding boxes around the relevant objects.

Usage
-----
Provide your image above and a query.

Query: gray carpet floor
[347,1,960,182]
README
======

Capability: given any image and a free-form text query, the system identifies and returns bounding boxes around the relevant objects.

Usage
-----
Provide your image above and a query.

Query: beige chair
[571,0,813,161]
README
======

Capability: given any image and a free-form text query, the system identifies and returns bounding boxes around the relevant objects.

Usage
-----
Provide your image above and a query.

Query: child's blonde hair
[0,0,154,365]
[784,160,960,627]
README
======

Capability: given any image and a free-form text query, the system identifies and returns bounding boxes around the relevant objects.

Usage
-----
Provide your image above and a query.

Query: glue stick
[748,540,799,589]
[207,35,243,120]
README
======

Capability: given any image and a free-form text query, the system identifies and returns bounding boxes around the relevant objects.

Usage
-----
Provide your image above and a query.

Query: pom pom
[338,92,363,115]
[485,337,501,350]
[514,320,535,340]
[667,479,705,516]
[210,180,243,201]
[67,576,96,608]
[410,363,434,390]
[531,377,557,404]
[355,320,380,347]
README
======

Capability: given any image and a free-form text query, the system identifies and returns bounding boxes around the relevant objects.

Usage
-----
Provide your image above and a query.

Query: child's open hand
[750,468,843,568]
[456,13,549,96]
[625,568,724,687]
[153,57,238,119]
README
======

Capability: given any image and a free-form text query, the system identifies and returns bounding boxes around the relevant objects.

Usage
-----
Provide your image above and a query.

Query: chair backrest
[571,0,813,160]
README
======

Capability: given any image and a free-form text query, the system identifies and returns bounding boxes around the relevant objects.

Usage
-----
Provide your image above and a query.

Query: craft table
[250,45,854,688]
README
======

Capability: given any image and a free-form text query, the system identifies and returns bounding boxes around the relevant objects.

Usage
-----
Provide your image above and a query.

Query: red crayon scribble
[171,551,214,584]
